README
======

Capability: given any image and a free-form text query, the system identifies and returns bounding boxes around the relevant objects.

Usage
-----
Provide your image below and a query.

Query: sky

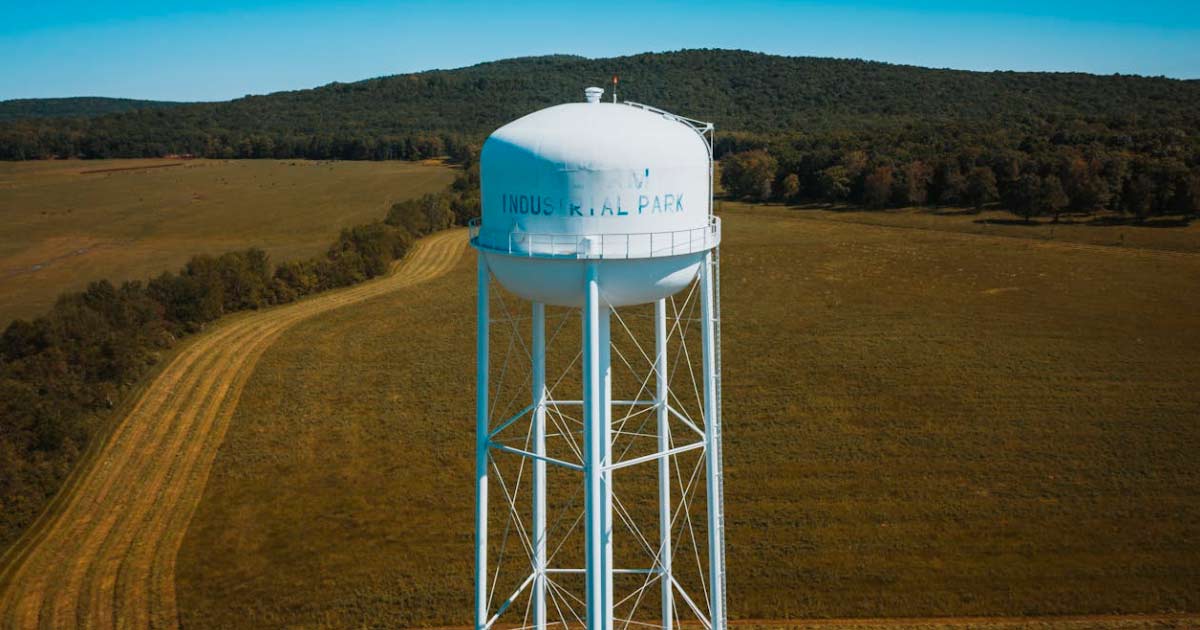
[1,1,1198,102]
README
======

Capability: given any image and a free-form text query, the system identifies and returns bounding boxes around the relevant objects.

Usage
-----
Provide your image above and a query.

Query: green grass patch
[177,205,1200,626]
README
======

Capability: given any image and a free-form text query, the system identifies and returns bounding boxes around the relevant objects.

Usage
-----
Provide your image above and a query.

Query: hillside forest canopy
[1,49,1198,220]
[0,97,189,123]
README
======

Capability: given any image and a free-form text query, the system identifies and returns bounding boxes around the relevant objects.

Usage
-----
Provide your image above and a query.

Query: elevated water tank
[472,88,719,307]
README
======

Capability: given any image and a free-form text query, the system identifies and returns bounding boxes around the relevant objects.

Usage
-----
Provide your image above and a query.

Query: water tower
[470,86,725,629]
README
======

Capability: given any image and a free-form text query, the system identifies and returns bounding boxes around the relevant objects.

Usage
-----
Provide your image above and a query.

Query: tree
[1008,173,1042,222]
[1157,159,1196,216]
[817,166,852,202]
[841,150,869,178]
[720,150,777,201]
[862,166,894,208]
[1,319,46,361]
[933,163,966,205]
[387,193,455,236]
[964,166,998,210]
[421,194,455,232]
[1064,156,1110,212]
[898,160,933,206]
[1120,173,1155,222]
[1183,174,1200,216]
[216,249,271,311]
[1099,155,1131,206]
[148,271,220,329]
[1037,175,1070,222]
[780,173,801,201]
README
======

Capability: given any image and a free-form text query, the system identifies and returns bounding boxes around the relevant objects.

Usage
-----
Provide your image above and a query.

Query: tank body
[475,96,717,307]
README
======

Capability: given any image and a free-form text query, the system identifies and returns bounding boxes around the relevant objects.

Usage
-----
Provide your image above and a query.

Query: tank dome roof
[485,102,709,174]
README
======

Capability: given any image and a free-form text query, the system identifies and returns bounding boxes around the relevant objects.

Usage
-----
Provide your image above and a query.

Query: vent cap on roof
[584,87,604,103]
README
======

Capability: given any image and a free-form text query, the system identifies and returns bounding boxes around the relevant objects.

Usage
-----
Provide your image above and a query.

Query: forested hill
[0,97,188,123]
[1,49,1198,161]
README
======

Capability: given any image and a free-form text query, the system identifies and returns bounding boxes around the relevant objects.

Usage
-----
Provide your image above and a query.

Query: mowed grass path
[177,207,1200,627]
[0,159,454,324]
[0,230,466,630]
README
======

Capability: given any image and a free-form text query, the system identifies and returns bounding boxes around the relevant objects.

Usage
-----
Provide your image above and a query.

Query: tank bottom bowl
[481,250,707,308]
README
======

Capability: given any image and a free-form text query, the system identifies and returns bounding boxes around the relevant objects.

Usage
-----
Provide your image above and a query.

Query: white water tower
[471,87,725,629]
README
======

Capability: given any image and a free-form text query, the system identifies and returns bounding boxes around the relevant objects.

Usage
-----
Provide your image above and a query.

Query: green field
[175,204,1200,626]
[0,159,454,324]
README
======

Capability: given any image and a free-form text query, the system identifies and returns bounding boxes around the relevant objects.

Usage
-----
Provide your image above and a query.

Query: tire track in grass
[0,229,467,629]
[132,230,466,629]
[23,229,464,629]
[23,319,254,630]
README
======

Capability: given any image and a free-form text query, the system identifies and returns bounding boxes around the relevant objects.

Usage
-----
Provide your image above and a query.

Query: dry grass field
[0,158,454,324]
[174,204,1200,627]
[0,231,467,629]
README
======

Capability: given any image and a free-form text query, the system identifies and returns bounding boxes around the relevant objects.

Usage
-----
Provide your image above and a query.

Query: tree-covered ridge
[1,49,1198,160]
[0,97,189,123]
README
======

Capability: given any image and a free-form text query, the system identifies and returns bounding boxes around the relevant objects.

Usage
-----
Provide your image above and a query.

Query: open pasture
[175,204,1200,627]
[0,158,453,324]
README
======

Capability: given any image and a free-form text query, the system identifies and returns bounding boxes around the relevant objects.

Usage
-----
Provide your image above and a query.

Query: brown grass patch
[0,158,455,324]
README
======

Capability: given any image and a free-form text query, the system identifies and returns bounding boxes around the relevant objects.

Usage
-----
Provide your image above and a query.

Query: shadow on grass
[1087,215,1195,228]
[726,198,1198,231]
[973,218,1039,227]
[974,215,1196,229]
[928,208,982,217]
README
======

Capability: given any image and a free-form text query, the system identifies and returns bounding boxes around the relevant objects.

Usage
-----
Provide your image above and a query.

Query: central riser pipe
[583,264,614,629]
[656,298,673,629]
[531,302,547,629]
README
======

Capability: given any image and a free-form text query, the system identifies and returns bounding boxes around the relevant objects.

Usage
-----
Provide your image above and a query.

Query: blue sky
[1,1,1197,102]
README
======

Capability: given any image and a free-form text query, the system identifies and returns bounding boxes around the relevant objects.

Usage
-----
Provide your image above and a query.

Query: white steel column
[655,298,673,629]
[599,304,614,630]
[531,302,547,630]
[475,255,490,630]
[700,251,726,630]
[583,264,604,629]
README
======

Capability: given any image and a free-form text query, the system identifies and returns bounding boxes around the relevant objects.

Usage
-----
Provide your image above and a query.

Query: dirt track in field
[0,229,467,630]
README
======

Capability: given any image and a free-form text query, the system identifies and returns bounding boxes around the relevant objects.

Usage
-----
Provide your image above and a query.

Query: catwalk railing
[469,216,720,259]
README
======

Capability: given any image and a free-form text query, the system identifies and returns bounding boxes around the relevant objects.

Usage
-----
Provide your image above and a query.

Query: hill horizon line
[4,48,1197,107]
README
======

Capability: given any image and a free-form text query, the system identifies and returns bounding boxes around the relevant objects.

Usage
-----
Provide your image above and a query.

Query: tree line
[0,127,478,162]
[0,97,189,123]
[0,160,481,550]
[719,124,1200,221]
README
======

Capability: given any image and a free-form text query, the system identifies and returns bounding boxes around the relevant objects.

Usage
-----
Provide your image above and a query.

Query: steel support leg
[475,255,490,630]
[655,298,673,629]
[583,264,604,629]
[700,251,726,630]
[600,302,613,630]
[532,302,547,630]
